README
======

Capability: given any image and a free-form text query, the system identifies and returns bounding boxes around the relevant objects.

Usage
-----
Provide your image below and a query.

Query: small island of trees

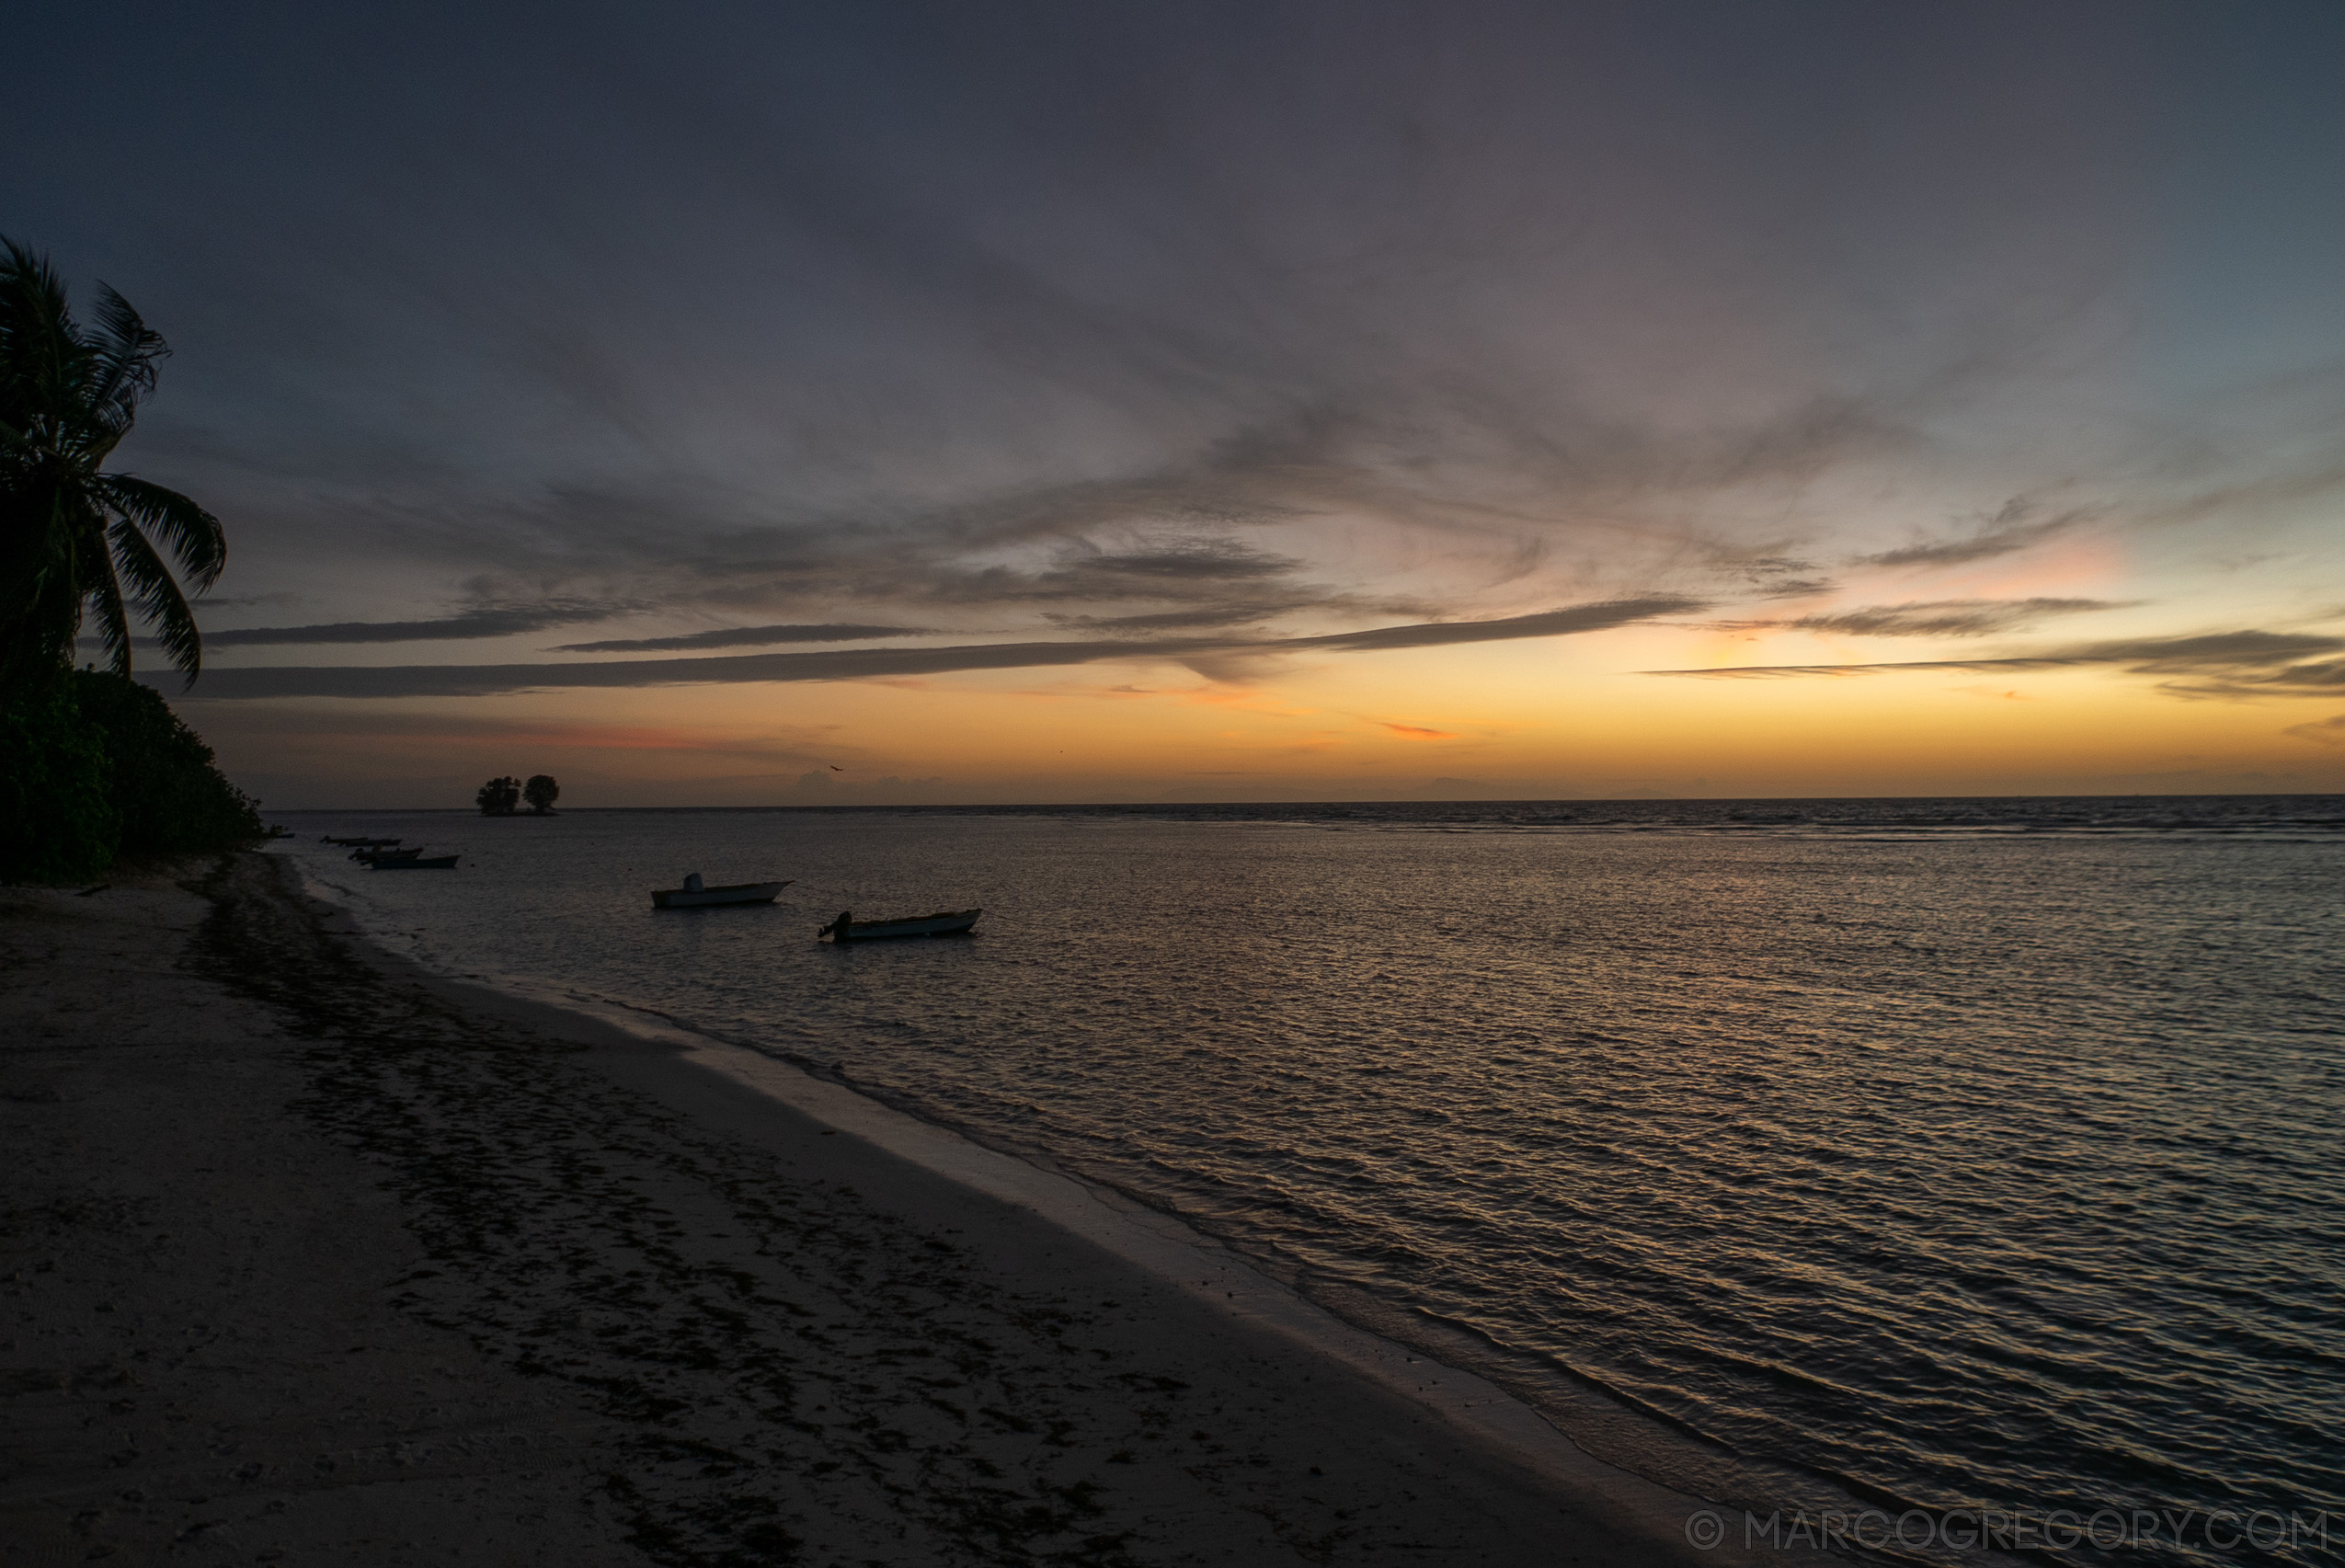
[476,774,559,815]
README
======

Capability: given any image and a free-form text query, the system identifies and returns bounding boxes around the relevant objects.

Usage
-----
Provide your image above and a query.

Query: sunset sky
[7,0,2344,806]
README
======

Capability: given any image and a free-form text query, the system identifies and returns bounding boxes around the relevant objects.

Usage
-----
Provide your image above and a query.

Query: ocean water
[273,798,2345,1565]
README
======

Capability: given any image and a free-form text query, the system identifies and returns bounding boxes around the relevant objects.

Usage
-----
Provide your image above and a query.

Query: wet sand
[2,852,1733,1566]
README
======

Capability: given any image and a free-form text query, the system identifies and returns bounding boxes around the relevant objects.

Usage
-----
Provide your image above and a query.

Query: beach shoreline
[3,849,1738,1565]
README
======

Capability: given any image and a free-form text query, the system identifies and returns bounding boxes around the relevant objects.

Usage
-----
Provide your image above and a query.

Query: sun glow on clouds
[199,632,2345,807]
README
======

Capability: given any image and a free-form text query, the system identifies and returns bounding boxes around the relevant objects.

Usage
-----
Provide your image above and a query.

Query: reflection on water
[280,799,2344,1566]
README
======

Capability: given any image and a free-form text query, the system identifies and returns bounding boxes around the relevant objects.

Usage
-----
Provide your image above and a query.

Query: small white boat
[651,873,793,910]
[819,909,982,943]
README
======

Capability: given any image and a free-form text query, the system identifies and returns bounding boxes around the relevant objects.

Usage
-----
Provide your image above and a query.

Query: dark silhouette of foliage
[0,238,225,701]
[476,775,522,815]
[522,773,559,814]
[69,670,262,858]
[0,670,261,882]
[0,678,117,881]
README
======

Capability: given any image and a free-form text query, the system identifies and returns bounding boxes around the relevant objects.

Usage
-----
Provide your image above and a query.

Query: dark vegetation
[0,669,263,881]
[0,238,223,693]
[1,238,260,881]
[475,775,520,814]
[477,773,560,814]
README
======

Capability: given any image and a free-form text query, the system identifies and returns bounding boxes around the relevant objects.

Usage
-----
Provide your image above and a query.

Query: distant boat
[325,836,402,847]
[353,845,423,863]
[819,909,982,943]
[651,874,793,910]
[369,853,459,870]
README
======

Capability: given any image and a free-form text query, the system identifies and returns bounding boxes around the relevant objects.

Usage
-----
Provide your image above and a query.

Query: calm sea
[272,798,2344,1565]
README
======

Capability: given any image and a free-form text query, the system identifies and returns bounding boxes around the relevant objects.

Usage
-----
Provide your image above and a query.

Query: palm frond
[0,237,86,447]
[78,523,133,678]
[107,512,202,681]
[0,239,227,700]
[86,283,167,428]
[97,475,225,591]
[0,483,87,689]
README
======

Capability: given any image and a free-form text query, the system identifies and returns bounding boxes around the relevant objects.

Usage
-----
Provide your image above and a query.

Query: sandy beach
[2,851,1732,1566]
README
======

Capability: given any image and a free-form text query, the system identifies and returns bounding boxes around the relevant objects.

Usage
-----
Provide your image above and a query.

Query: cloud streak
[174,597,1699,701]
[1719,597,2128,638]
[552,623,925,653]
[197,601,627,647]
[2282,714,2345,744]
[1851,501,2099,568]
[1645,629,2345,695]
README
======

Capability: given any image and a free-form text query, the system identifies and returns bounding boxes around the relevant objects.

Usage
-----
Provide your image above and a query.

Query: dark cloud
[2175,661,2345,699]
[1044,604,1319,632]
[1722,597,2127,638]
[1852,500,2097,568]
[553,623,924,653]
[196,591,303,611]
[1297,600,1699,653]
[198,601,627,647]
[172,597,1699,701]
[1058,539,1301,582]
[1713,554,1836,599]
[1645,628,2345,694]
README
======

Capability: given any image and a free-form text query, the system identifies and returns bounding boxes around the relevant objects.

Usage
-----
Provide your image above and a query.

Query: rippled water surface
[276,799,2345,1564]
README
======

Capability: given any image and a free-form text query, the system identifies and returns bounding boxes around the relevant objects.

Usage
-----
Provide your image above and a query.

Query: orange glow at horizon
[191,618,2345,809]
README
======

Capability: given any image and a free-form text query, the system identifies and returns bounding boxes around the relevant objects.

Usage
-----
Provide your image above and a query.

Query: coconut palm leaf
[0,485,81,692]
[0,237,226,696]
[108,512,201,681]
[0,242,77,432]
[79,522,134,678]
[97,475,224,593]
[85,284,166,431]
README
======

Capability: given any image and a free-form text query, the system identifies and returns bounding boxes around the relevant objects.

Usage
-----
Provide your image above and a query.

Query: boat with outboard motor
[818,909,981,943]
[651,873,793,910]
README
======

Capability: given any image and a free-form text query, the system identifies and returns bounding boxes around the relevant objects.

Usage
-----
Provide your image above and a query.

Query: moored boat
[651,874,793,909]
[818,909,981,943]
[325,836,402,847]
[369,853,459,869]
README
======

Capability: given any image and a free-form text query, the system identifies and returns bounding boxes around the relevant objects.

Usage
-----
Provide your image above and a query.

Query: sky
[7,0,2345,807]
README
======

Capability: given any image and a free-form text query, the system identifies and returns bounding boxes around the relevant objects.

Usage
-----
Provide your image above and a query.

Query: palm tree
[0,237,225,699]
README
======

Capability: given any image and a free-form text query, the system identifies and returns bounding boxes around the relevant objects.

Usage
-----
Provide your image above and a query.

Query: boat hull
[651,880,792,909]
[824,909,981,943]
[370,855,458,869]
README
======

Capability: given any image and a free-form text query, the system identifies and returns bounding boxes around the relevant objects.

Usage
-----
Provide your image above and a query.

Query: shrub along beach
[0,667,261,881]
